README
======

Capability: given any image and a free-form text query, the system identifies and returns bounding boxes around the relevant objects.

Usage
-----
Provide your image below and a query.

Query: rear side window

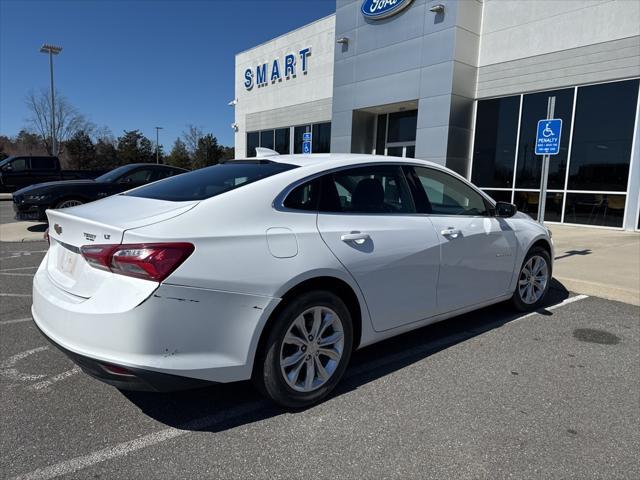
[126,161,297,201]
[319,165,414,214]
[283,179,320,211]
[31,157,56,169]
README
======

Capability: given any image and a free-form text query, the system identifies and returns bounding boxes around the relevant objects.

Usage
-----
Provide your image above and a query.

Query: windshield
[95,165,137,183]
[125,160,297,202]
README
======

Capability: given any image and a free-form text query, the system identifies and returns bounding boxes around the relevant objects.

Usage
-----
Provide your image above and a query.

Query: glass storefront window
[260,130,274,150]
[387,146,403,157]
[471,96,520,188]
[387,110,417,143]
[516,88,574,189]
[246,132,259,158]
[564,193,626,227]
[294,125,311,154]
[275,128,290,154]
[312,122,331,153]
[482,189,512,203]
[568,79,639,191]
[514,191,563,222]
[406,145,415,158]
[376,114,387,155]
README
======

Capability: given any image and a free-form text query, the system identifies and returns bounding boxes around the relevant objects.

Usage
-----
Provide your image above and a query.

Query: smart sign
[535,119,562,155]
[244,47,311,91]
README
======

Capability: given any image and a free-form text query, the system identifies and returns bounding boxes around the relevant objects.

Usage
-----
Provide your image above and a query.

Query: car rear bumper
[32,254,281,387]
[34,319,213,391]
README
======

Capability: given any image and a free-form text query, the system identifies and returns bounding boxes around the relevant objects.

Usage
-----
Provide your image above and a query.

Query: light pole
[155,127,163,164]
[40,44,62,156]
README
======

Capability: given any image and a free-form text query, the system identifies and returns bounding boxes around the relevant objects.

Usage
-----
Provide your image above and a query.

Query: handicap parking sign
[535,119,562,155]
[302,141,311,154]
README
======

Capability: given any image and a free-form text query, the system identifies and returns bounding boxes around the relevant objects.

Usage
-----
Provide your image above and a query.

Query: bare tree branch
[24,89,94,155]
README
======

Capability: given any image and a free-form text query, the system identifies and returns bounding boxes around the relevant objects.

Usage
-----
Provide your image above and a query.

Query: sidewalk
[549,224,640,306]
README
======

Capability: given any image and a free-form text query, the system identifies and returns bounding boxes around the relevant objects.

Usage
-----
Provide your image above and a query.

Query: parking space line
[27,367,82,391]
[11,400,266,480]
[516,294,589,321]
[9,294,590,480]
[0,266,39,272]
[0,317,31,325]
[0,293,31,297]
[0,272,34,276]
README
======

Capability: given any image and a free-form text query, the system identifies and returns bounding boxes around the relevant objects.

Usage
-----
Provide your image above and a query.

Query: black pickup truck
[0,155,105,192]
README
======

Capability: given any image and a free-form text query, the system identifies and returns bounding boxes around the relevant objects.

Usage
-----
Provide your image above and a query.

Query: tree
[116,130,154,164]
[65,130,96,169]
[166,138,191,169]
[94,139,118,170]
[182,124,203,158]
[25,89,94,155]
[15,130,43,155]
[221,146,235,161]
[193,134,223,169]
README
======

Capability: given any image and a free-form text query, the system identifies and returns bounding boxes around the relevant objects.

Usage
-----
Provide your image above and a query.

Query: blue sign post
[535,97,562,223]
[302,132,312,154]
[535,119,562,155]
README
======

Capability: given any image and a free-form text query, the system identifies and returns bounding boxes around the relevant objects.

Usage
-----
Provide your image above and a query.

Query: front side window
[6,157,28,171]
[126,160,297,202]
[408,166,489,216]
[119,168,155,184]
[319,165,414,214]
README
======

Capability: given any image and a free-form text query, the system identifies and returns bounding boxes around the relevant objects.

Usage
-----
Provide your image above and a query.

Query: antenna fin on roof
[255,147,280,158]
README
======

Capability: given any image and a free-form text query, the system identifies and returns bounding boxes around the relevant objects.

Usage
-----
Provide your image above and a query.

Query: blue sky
[0,0,336,150]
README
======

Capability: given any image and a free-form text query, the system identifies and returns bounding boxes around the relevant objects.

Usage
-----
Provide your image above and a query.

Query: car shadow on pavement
[27,223,48,232]
[121,279,571,431]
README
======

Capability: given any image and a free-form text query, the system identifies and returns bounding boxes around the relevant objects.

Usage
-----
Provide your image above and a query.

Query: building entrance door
[375,109,417,158]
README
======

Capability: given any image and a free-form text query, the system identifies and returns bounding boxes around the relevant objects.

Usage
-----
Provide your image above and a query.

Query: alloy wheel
[518,255,549,304]
[56,199,83,209]
[279,306,344,392]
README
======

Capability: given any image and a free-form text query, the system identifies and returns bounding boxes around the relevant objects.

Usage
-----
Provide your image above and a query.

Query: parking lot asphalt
[1,240,639,480]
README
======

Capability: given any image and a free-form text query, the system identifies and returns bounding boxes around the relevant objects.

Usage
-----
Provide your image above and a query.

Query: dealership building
[234,0,640,230]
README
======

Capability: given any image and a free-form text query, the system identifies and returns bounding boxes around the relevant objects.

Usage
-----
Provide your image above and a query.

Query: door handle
[440,227,461,238]
[341,232,370,245]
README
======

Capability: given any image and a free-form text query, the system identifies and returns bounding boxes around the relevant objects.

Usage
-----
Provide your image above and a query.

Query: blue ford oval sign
[361,0,414,20]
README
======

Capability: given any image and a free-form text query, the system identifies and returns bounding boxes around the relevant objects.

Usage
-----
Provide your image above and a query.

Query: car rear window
[125,160,298,201]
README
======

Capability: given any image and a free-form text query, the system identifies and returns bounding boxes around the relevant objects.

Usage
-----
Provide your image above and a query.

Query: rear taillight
[80,243,194,282]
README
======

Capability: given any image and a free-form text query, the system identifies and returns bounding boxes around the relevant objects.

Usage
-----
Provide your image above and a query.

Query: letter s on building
[244,68,254,90]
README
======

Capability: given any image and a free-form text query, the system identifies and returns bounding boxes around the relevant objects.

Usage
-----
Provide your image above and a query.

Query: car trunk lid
[45,195,198,298]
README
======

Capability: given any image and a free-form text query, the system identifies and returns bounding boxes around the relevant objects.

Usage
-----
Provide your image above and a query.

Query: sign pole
[537,96,556,224]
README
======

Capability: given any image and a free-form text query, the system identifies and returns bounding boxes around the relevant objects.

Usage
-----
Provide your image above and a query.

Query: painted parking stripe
[0,272,34,276]
[0,293,31,297]
[0,317,31,325]
[9,294,589,480]
[0,266,39,272]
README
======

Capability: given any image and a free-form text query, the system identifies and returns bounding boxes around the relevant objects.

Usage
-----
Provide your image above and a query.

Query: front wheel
[512,246,552,311]
[254,291,353,408]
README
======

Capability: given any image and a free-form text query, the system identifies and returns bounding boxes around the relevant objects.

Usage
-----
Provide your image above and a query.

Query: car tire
[55,198,84,209]
[511,246,552,312]
[254,290,353,409]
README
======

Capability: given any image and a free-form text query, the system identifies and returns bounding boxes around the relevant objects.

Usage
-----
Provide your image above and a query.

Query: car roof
[262,153,442,170]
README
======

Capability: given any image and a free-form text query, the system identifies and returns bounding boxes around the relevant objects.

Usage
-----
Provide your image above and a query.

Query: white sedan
[32,153,553,407]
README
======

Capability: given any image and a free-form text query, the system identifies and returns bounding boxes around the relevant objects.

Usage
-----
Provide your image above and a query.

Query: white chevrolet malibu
[32,153,553,407]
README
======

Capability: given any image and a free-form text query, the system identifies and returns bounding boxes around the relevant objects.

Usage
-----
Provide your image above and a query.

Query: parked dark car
[12,163,188,222]
[0,156,106,192]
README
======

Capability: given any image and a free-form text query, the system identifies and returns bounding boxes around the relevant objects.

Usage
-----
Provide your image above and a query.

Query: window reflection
[516,88,574,189]
[471,96,520,188]
[514,191,563,222]
[275,128,290,154]
[564,193,626,227]
[312,122,331,153]
[246,132,259,158]
[482,190,512,203]
[260,130,274,150]
[568,79,639,191]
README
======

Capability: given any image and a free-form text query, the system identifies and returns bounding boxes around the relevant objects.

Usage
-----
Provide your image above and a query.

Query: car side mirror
[495,201,517,218]
[3,164,13,171]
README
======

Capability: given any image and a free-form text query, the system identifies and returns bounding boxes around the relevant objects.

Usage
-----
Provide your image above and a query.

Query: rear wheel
[254,290,353,408]
[55,198,84,209]
[512,246,552,311]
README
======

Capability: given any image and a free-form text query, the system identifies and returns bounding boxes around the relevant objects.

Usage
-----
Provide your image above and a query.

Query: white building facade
[234,0,640,230]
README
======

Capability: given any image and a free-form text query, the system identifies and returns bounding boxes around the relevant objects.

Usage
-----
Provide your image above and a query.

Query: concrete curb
[0,222,46,242]
[555,275,640,307]
[0,193,13,201]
